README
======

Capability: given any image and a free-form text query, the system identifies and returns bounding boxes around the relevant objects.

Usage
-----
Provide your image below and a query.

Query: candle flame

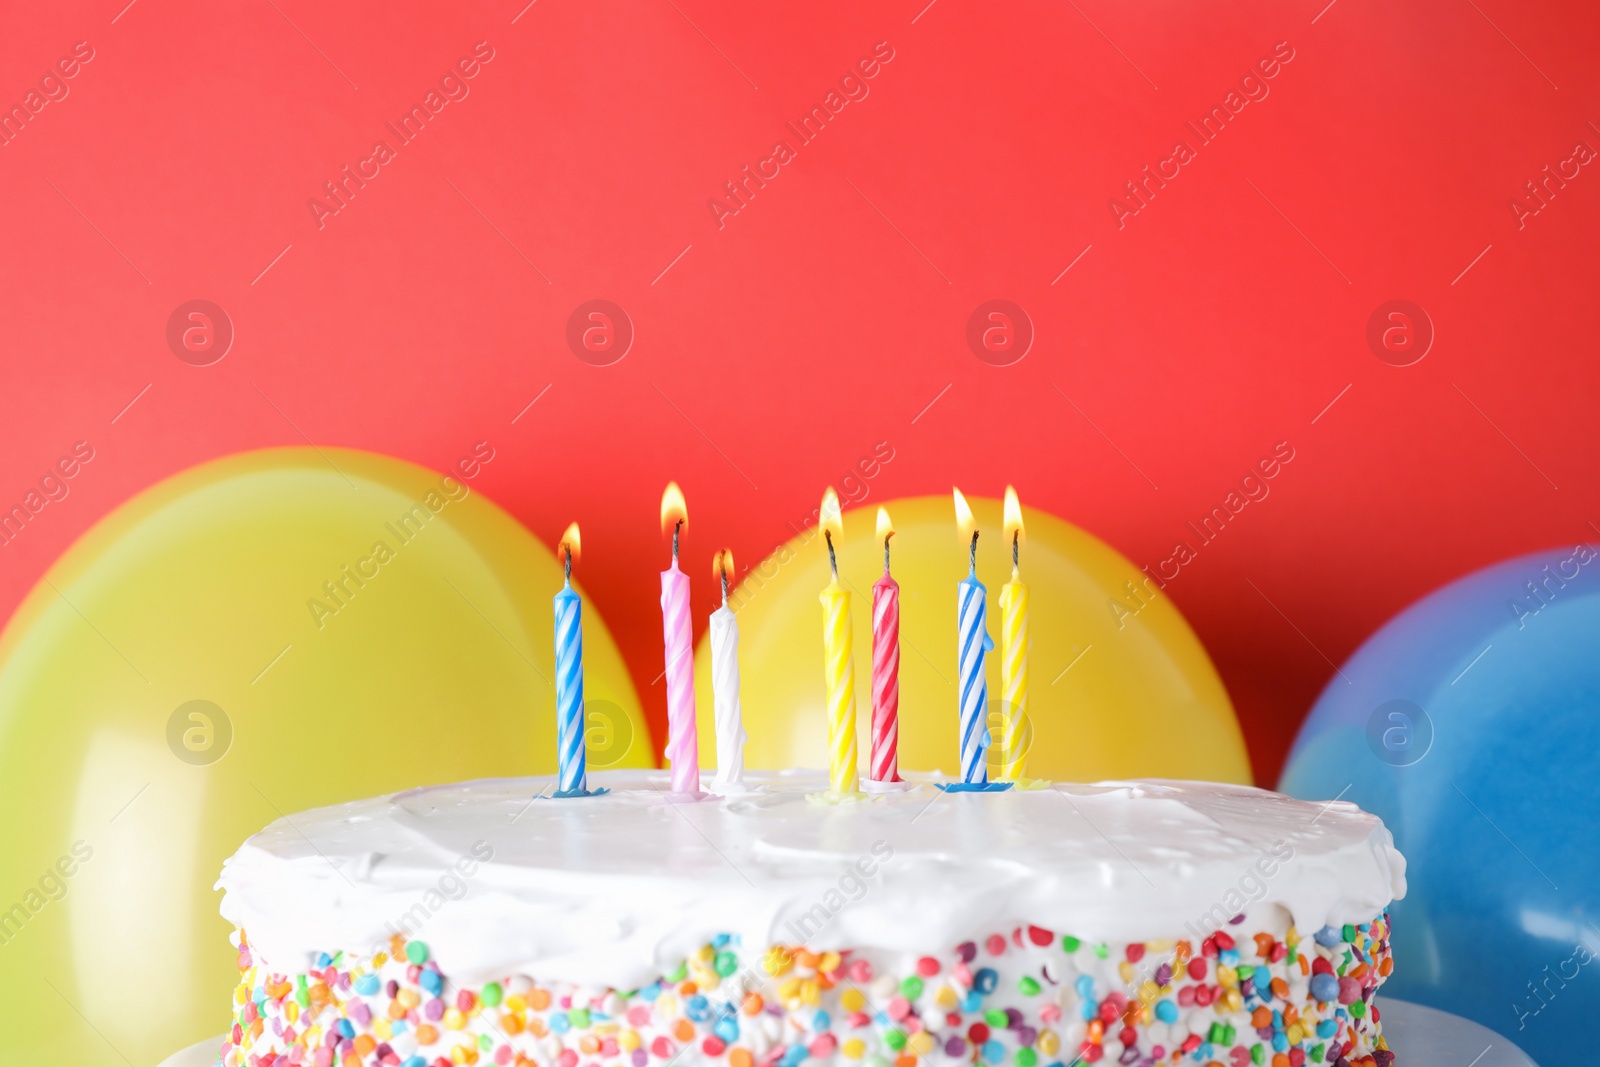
[952,486,976,539]
[819,487,844,543]
[559,521,581,567]
[660,481,688,538]
[712,548,736,582]
[1003,486,1024,544]
[875,506,894,543]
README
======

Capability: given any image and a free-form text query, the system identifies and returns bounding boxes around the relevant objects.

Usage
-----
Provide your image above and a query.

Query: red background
[3,0,1597,785]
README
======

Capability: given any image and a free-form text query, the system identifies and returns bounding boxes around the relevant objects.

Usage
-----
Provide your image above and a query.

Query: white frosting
[217,770,1405,990]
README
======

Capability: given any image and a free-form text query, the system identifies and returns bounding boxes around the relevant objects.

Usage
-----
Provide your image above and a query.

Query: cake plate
[1377,999,1540,1065]
[157,1000,1540,1067]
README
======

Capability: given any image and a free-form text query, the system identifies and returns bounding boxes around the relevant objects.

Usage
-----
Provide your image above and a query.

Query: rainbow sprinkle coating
[223,913,1395,1067]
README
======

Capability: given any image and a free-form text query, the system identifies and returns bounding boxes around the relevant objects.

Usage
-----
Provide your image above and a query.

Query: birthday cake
[215,770,1404,1067]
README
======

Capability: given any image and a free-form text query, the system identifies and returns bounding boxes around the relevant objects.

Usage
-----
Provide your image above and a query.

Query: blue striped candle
[552,525,590,797]
[957,563,995,785]
[553,576,586,794]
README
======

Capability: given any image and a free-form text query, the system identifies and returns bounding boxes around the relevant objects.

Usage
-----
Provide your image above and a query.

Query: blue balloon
[1280,546,1600,1067]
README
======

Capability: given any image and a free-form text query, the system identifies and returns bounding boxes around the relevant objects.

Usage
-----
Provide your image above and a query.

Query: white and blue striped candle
[953,489,995,785]
[554,522,587,795]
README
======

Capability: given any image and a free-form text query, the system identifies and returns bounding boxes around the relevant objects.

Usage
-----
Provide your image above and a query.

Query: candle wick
[883,531,894,574]
[825,529,839,581]
[720,565,729,605]
[969,530,979,576]
[1012,530,1019,574]
[563,545,573,582]
[672,520,682,563]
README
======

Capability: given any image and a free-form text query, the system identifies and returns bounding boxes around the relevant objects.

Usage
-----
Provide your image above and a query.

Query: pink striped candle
[660,483,700,795]
[870,507,902,784]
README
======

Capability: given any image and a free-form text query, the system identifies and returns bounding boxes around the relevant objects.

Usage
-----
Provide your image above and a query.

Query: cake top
[217,770,1405,988]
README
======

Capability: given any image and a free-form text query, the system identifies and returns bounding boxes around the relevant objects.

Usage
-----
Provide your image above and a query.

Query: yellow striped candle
[818,488,859,795]
[998,486,1030,780]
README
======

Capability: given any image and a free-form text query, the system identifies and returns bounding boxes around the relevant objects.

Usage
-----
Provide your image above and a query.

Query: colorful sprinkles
[223,914,1394,1067]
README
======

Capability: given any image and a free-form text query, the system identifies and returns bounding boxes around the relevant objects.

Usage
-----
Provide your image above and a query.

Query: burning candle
[659,482,701,795]
[552,523,602,797]
[869,506,902,786]
[818,488,859,796]
[952,488,994,786]
[708,549,747,793]
[998,486,1030,781]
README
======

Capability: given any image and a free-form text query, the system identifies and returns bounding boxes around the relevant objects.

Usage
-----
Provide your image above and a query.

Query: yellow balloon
[0,447,648,1063]
[693,494,1249,784]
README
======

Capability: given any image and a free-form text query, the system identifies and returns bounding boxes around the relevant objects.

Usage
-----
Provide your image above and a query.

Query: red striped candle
[870,507,902,783]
